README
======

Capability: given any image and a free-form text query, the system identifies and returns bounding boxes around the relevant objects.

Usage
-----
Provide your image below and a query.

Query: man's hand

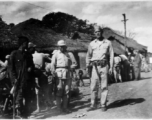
[52,71,56,77]
[109,68,113,75]
[86,66,91,78]
[86,67,89,74]
[27,67,32,72]
[35,77,40,89]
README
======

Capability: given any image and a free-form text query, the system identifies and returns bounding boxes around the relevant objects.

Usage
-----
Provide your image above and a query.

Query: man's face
[94,31,101,39]
[29,47,35,54]
[59,46,67,52]
[22,42,28,51]
[133,51,137,55]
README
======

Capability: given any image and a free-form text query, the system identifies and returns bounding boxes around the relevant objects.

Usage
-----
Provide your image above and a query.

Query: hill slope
[11,18,88,52]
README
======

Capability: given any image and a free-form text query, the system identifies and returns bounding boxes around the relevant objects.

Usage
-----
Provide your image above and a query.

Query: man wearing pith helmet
[51,40,77,113]
[86,26,114,112]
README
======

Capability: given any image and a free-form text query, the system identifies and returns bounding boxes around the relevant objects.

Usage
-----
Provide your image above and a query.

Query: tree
[115,30,136,39]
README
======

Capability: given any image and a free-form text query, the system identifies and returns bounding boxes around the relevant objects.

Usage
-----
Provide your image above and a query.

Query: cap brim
[57,44,66,46]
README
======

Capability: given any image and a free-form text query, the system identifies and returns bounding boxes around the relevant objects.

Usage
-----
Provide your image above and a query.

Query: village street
[28,71,152,119]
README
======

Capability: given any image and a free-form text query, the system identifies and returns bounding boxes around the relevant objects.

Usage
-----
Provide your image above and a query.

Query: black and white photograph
[0,0,152,119]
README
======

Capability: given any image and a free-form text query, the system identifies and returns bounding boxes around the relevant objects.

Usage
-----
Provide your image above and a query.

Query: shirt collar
[94,38,107,43]
[102,39,107,43]
[58,50,68,54]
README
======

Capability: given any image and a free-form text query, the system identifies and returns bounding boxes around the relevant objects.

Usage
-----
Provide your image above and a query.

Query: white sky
[1,0,152,52]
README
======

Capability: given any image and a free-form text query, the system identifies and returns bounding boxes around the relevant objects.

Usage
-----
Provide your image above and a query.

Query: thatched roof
[102,27,147,52]
[11,18,88,52]
[11,18,147,55]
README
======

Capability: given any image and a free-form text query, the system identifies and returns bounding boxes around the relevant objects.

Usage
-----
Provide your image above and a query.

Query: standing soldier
[51,40,77,113]
[86,26,114,112]
[9,36,29,118]
[78,70,84,86]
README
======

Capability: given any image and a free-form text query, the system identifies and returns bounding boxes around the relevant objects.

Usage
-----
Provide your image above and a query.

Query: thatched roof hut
[102,27,147,53]
[11,18,147,56]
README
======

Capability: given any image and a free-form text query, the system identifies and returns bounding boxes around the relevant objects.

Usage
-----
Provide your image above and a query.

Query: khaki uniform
[86,39,114,107]
[51,50,77,109]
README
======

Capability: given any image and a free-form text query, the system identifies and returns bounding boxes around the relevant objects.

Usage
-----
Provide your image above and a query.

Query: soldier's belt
[56,66,68,69]
[92,60,107,67]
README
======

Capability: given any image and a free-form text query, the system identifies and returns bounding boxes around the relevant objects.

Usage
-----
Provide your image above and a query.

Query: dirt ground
[1,71,152,119]
[26,71,152,119]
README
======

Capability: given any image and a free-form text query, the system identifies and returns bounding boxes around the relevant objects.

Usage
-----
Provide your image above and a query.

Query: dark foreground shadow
[34,94,90,119]
[107,98,145,109]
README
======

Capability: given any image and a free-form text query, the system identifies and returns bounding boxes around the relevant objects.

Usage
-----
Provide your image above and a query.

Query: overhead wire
[23,1,51,11]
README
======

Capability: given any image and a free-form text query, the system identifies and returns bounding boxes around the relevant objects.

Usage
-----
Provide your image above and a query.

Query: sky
[0,0,152,52]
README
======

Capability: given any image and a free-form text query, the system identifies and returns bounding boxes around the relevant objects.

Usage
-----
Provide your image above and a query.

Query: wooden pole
[122,14,128,52]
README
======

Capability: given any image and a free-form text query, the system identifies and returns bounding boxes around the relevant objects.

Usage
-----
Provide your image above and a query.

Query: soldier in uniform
[51,40,77,113]
[86,26,114,111]
[9,36,30,118]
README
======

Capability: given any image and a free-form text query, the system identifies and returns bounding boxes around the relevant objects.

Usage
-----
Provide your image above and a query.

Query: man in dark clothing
[25,42,38,115]
[9,36,30,118]
[78,70,84,86]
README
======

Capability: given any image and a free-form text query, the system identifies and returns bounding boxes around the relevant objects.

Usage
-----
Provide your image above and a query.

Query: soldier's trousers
[133,66,141,80]
[90,65,108,107]
[55,68,71,109]
[15,86,33,114]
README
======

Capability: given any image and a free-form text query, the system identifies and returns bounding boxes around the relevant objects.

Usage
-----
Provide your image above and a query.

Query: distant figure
[133,50,142,80]
[129,55,135,80]
[113,56,122,83]
[78,70,84,86]
[142,57,150,72]
[119,54,130,81]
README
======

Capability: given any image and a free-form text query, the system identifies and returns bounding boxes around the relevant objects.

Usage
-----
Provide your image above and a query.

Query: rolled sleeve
[68,52,77,68]
[51,54,56,72]
[109,42,114,69]
[86,44,92,67]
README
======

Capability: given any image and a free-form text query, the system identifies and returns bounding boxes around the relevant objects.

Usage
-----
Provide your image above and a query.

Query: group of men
[0,25,146,118]
[113,49,143,83]
[2,36,77,118]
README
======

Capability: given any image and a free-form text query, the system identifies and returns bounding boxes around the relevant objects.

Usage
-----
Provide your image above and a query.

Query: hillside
[11,18,89,52]
[0,17,18,60]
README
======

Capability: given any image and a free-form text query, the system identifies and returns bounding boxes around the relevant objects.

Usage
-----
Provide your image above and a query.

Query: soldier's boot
[87,92,97,111]
[15,107,23,119]
[56,96,62,113]
[62,95,71,114]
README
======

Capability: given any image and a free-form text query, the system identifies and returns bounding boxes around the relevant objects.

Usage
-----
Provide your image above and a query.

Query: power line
[23,1,51,11]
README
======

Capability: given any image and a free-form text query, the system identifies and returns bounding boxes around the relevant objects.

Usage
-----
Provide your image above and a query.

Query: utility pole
[121,13,128,51]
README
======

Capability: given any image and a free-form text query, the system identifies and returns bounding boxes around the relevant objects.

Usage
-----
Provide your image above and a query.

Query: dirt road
[3,71,150,119]
[44,71,152,119]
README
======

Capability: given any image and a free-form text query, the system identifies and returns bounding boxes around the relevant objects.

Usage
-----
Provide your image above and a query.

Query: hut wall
[78,52,87,69]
